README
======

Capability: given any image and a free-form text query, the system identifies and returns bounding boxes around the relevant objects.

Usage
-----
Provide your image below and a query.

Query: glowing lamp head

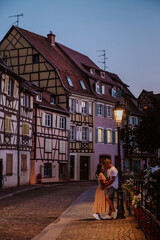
[113,101,124,126]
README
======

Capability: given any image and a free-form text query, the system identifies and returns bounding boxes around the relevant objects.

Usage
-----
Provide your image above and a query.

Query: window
[96,128,104,143]
[95,81,105,95]
[70,125,76,141]
[102,85,105,94]
[5,116,11,133]
[36,93,42,101]
[66,76,73,87]
[101,72,105,78]
[21,154,27,171]
[69,99,76,112]
[111,87,122,99]
[82,101,87,114]
[50,96,55,105]
[59,141,66,153]
[45,139,52,152]
[24,95,30,108]
[96,82,101,94]
[8,78,14,96]
[44,163,52,178]
[80,80,86,90]
[107,129,112,143]
[6,154,13,176]
[22,123,29,136]
[105,105,112,118]
[90,68,95,75]
[96,104,104,116]
[59,117,66,129]
[45,114,52,127]
[129,116,138,125]
[82,127,89,141]
[33,54,39,64]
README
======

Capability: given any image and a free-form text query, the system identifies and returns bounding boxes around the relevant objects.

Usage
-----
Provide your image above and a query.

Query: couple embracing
[92,158,118,220]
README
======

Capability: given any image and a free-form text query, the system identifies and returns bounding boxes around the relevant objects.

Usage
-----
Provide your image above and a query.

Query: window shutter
[102,85,105,94]
[76,99,79,113]
[112,130,115,144]
[102,105,104,117]
[42,113,45,126]
[40,165,44,178]
[4,75,9,94]
[69,98,72,111]
[88,102,92,115]
[104,105,107,117]
[52,164,56,178]
[95,128,98,142]
[117,90,122,98]
[57,115,60,128]
[13,80,17,98]
[22,123,29,136]
[63,141,66,153]
[89,127,93,142]
[129,116,133,125]
[52,114,56,128]
[66,117,70,130]
[104,129,107,143]
[78,100,82,113]
[5,116,11,132]
[76,126,80,140]
[30,96,33,109]
[79,126,82,141]
[45,139,52,152]
[136,117,138,125]
[96,103,99,115]
[111,88,114,97]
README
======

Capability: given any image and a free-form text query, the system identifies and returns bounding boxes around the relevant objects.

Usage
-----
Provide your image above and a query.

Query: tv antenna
[97,50,108,70]
[9,13,23,27]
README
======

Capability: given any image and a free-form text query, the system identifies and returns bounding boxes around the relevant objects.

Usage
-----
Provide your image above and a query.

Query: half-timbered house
[0,57,37,188]
[30,89,69,184]
[0,26,95,180]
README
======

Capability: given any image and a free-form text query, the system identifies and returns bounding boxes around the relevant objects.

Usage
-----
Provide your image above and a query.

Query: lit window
[22,123,30,136]
[80,80,86,90]
[67,76,73,87]
[97,128,104,143]
[107,129,112,143]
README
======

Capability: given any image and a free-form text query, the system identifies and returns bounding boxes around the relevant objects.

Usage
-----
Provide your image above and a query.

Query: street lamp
[113,101,125,218]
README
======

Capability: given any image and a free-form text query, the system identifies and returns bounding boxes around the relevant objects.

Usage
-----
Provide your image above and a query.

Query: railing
[125,180,160,240]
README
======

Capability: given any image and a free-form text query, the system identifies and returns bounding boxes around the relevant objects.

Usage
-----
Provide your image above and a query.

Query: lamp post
[113,101,125,219]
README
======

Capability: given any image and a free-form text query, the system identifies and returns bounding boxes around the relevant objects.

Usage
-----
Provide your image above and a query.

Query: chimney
[47,31,56,45]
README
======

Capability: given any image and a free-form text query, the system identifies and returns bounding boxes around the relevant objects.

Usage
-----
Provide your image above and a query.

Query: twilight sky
[1,0,160,97]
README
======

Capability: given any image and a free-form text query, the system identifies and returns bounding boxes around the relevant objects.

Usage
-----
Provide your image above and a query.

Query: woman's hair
[96,164,103,176]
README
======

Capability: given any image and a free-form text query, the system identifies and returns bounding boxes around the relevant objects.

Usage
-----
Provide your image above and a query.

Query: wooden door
[80,156,89,180]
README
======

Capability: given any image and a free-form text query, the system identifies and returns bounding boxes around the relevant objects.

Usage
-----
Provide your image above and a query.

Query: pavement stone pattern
[32,186,146,240]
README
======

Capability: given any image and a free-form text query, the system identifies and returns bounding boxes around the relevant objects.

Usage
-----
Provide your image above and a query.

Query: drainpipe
[17,86,21,186]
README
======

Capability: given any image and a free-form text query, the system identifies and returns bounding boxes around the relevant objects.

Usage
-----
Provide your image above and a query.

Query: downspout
[34,105,37,160]
[17,86,21,186]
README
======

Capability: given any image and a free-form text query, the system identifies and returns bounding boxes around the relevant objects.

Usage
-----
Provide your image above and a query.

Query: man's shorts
[107,186,116,201]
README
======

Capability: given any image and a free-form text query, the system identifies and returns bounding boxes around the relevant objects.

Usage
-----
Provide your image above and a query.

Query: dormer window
[111,86,122,99]
[101,72,105,78]
[50,96,55,105]
[66,76,73,87]
[36,93,42,101]
[80,80,86,90]
[95,81,105,95]
[90,68,95,75]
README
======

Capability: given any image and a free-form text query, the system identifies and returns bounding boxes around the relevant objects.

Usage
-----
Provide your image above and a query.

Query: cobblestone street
[0,181,96,240]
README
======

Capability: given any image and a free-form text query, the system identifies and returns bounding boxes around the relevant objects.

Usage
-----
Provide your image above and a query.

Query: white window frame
[82,101,87,114]
[90,68,95,75]
[59,116,66,129]
[36,93,42,102]
[82,126,89,141]
[45,113,52,127]
[70,125,76,141]
[101,72,105,78]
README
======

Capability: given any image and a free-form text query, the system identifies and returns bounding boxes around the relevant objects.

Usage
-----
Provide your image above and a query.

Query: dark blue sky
[1,0,160,97]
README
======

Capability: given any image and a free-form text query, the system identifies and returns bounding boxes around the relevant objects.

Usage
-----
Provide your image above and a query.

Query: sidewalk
[32,186,146,240]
